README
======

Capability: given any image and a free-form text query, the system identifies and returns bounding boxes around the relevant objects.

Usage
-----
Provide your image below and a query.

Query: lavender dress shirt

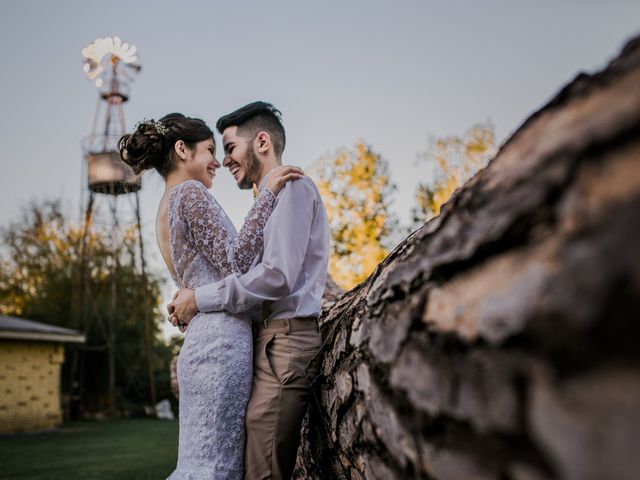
[194,174,329,321]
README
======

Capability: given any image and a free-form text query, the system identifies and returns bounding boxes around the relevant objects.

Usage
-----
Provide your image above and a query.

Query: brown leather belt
[259,317,319,334]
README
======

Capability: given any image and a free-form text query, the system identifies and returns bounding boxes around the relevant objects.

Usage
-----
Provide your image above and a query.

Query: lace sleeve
[229,188,277,272]
[179,180,275,277]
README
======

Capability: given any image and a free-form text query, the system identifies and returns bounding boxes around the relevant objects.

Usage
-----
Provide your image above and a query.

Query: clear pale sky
[1,0,638,336]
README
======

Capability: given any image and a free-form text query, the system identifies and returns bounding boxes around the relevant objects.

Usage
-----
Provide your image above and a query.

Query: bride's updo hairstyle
[119,113,213,177]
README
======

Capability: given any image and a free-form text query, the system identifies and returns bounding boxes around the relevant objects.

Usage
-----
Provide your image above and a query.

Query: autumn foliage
[312,142,398,290]
[413,122,496,224]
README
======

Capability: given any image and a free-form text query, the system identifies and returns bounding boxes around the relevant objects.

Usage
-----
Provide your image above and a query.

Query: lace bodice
[167,179,276,289]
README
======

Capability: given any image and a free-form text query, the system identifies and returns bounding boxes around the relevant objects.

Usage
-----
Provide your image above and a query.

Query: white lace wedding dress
[166,179,275,480]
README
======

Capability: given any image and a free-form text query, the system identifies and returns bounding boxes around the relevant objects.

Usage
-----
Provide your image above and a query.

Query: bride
[119,113,301,479]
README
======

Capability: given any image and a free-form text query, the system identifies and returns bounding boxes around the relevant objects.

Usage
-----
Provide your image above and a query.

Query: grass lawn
[0,418,178,480]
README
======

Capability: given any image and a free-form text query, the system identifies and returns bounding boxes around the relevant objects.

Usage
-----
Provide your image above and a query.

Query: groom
[169,101,329,480]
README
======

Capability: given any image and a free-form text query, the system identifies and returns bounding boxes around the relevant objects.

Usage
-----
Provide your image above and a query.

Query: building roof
[0,315,85,343]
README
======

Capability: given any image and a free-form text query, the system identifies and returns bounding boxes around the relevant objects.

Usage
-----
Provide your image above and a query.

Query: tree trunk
[296,35,640,480]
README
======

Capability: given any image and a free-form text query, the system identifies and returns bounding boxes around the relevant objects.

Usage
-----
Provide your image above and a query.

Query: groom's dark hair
[216,101,286,157]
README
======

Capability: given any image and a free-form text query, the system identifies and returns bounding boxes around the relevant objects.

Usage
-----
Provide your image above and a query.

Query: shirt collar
[258,169,276,191]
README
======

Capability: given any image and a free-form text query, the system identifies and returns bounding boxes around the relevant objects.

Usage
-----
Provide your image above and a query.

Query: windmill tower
[73,37,156,416]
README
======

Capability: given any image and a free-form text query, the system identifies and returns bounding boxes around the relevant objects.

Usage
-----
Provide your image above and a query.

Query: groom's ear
[255,131,271,154]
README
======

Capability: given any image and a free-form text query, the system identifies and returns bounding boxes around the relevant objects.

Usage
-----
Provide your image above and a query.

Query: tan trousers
[244,318,322,480]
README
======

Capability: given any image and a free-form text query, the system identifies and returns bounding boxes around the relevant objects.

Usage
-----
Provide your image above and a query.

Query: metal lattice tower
[71,37,156,417]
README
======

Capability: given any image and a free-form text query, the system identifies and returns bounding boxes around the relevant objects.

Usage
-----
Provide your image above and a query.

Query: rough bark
[296,36,640,480]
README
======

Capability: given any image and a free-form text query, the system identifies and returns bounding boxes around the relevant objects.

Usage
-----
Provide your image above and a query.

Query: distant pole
[136,193,157,409]
[67,191,95,420]
[108,190,118,414]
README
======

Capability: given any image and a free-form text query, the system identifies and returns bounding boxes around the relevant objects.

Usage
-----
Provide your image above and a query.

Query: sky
[1,0,638,337]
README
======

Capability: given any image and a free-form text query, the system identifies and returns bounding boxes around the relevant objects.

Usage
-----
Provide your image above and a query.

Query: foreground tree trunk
[296,36,640,480]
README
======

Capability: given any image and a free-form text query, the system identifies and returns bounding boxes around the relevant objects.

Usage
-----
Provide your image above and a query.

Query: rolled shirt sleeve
[195,178,316,314]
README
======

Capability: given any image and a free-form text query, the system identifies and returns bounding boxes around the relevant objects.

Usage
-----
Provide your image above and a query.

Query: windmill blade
[123,62,142,73]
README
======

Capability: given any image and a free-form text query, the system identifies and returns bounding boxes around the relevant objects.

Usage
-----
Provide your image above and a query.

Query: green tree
[312,142,398,290]
[413,122,496,225]
[0,201,173,413]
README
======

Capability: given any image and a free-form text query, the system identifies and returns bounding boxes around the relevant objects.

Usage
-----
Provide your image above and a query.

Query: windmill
[72,36,156,416]
[81,36,141,194]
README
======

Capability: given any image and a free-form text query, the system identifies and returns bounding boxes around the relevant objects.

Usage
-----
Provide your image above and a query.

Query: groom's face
[222,126,261,190]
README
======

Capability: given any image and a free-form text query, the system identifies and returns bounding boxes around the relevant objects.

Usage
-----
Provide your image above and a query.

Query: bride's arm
[227,188,276,273]
[179,180,275,276]
[229,165,303,271]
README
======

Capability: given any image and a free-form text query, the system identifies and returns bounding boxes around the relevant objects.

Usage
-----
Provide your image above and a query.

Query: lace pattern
[168,179,276,286]
[165,179,275,479]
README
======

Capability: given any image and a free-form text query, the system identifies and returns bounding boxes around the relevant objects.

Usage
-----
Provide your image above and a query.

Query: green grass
[0,419,178,480]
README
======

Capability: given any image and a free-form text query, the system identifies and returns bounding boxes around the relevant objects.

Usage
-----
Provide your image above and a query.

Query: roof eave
[0,331,86,344]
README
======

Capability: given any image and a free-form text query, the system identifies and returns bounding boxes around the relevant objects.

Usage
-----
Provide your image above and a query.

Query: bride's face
[184,138,220,188]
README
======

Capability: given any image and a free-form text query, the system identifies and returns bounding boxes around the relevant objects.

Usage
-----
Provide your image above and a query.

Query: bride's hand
[265,166,304,195]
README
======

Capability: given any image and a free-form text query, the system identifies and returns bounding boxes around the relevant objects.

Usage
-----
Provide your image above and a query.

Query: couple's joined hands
[168,288,196,333]
[168,165,304,332]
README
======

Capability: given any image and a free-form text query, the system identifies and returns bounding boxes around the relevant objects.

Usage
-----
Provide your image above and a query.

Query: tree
[0,201,173,413]
[412,122,496,225]
[295,36,640,479]
[312,142,398,290]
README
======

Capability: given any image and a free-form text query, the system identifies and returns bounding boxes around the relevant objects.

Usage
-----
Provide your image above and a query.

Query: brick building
[0,315,85,434]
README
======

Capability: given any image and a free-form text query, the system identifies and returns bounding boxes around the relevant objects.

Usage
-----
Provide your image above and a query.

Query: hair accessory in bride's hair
[135,119,169,136]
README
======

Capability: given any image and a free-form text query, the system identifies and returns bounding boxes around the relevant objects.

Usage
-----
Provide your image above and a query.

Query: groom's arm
[194,178,316,313]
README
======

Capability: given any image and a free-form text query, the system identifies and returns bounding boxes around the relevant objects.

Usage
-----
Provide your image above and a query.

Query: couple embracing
[119,101,329,480]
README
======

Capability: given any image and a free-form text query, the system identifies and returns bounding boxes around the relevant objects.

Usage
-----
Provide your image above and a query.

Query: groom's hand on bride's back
[168,288,198,331]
